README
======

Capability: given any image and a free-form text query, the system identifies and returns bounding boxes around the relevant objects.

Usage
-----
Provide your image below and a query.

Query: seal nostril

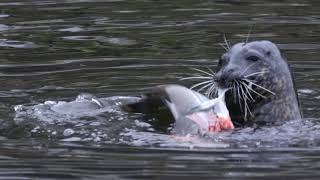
[227,69,234,74]
[220,73,229,82]
[215,67,237,87]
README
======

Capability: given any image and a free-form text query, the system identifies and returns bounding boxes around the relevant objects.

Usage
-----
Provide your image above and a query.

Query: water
[0,0,320,179]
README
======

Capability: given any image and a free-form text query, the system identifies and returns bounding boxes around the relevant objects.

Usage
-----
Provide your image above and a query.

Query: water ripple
[0,0,319,178]
[0,39,41,49]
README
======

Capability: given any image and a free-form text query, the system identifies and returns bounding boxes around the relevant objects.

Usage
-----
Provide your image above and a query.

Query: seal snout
[215,65,242,88]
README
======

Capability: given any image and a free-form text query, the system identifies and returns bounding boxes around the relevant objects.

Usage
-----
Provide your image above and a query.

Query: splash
[13,93,320,149]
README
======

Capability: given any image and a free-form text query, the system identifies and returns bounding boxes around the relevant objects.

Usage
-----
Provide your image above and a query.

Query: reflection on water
[0,0,320,179]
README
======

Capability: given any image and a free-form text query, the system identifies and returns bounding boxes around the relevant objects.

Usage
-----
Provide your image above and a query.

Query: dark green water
[0,0,320,179]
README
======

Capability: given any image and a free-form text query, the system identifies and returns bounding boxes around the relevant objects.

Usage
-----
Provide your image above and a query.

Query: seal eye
[246,56,259,62]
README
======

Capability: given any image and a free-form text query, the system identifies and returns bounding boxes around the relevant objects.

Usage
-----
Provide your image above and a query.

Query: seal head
[215,40,301,126]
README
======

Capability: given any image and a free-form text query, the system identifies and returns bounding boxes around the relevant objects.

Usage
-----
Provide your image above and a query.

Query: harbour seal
[214,40,301,126]
[122,40,301,130]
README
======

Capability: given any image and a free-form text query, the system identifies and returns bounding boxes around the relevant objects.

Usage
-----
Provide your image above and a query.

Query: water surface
[0,0,320,179]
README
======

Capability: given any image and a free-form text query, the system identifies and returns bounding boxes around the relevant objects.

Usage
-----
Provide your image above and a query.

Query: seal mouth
[214,70,276,121]
[215,78,239,89]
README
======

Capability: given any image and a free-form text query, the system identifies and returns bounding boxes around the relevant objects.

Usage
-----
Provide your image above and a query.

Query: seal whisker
[240,81,255,101]
[242,81,267,99]
[206,66,215,75]
[190,80,213,90]
[206,84,218,98]
[244,99,253,121]
[244,71,268,78]
[197,82,214,93]
[239,82,254,120]
[205,84,214,96]
[223,34,231,50]
[181,67,218,98]
[180,76,212,80]
[219,43,228,51]
[244,93,253,119]
[239,82,248,120]
[240,82,250,102]
[240,63,257,77]
[190,67,215,77]
[235,81,243,111]
[245,25,254,45]
[243,79,276,95]
[246,79,258,83]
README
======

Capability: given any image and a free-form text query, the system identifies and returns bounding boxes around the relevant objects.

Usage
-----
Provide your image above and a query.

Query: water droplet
[63,128,75,137]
